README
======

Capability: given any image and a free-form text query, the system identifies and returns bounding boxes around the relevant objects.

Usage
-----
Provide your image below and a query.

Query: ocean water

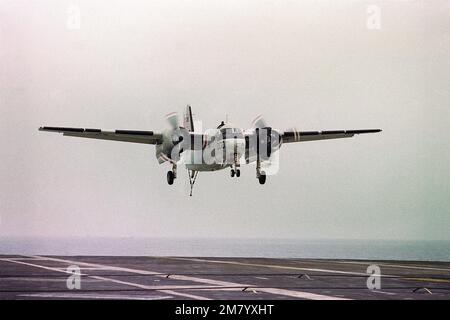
[0,238,448,261]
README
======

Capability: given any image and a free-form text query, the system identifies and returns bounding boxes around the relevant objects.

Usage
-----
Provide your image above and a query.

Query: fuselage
[185,124,246,172]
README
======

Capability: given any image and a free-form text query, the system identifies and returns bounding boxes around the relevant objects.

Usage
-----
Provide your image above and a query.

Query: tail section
[183,105,194,132]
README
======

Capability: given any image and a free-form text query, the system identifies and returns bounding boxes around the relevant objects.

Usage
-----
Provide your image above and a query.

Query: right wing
[39,126,163,145]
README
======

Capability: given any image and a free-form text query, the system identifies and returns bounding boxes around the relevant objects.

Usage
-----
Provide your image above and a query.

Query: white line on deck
[53,267,113,271]
[0,257,47,261]
[4,277,103,283]
[170,257,370,276]
[1,257,210,300]
[306,260,450,272]
[159,290,211,300]
[372,290,397,296]
[18,256,348,300]
[18,293,172,300]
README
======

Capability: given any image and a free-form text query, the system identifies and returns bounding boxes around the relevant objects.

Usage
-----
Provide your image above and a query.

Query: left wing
[39,126,163,145]
[281,129,381,143]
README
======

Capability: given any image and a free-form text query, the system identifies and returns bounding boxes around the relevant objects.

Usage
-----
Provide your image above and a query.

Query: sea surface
[0,238,448,261]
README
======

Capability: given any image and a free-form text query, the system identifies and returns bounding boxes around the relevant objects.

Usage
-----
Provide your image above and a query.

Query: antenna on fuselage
[225,114,229,123]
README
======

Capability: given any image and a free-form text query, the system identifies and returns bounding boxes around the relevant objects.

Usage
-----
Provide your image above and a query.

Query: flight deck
[0,255,448,300]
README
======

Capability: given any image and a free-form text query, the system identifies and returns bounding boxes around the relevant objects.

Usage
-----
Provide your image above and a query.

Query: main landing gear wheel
[258,173,266,185]
[230,169,240,178]
[167,171,174,185]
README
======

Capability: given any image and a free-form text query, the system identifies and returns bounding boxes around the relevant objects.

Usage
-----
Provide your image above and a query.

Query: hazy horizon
[1,237,449,261]
[1,0,449,242]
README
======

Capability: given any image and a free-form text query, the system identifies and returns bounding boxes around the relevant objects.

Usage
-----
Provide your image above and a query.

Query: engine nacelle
[155,128,189,164]
[245,127,281,163]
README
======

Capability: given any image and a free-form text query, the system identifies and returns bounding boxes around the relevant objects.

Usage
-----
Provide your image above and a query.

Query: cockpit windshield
[219,128,244,139]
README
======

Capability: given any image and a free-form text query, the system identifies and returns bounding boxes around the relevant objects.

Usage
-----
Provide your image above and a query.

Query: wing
[281,129,381,143]
[39,126,163,145]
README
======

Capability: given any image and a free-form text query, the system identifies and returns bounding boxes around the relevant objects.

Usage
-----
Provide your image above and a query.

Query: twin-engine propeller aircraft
[39,105,381,196]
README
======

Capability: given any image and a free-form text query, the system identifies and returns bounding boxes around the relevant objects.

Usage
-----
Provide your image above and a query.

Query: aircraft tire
[258,173,266,185]
[167,171,174,185]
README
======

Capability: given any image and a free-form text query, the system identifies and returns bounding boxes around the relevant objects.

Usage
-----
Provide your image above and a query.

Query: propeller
[249,114,282,162]
[165,112,180,130]
[252,114,268,129]
[157,111,188,164]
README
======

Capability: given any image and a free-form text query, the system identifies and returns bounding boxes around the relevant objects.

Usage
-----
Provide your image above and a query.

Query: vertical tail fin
[183,104,194,132]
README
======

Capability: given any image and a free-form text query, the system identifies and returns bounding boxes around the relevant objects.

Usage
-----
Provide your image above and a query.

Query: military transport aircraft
[39,105,381,196]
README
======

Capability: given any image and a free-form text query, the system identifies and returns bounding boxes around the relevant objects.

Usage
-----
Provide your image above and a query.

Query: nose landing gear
[230,153,241,178]
[230,169,241,177]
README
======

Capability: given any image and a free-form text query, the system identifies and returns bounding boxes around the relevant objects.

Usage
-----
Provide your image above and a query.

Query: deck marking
[141,273,348,300]
[170,257,369,276]
[21,256,348,300]
[53,267,113,271]
[372,290,396,296]
[402,277,450,284]
[0,258,77,275]
[1,257,209,300]
[172,258,450,286]
[306,259,450,273]
[89,275,225,290]
[159,290,211,300]
[18,293,172,300]
[2,277,102,283]
[249,287,347,300]
[0,257,47,261]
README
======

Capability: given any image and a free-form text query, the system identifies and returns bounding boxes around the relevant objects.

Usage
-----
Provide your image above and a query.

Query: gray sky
[0,0,449,240]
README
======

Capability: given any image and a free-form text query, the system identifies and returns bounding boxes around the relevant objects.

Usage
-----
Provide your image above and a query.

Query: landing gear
[230,168,241,178]
[167,171,174,185]
[258,172,266,185]
[188,170,199,197]
[230,153,241,178]
[167,163,177,185]
[256,157,266,185]
[166,161,198,196]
